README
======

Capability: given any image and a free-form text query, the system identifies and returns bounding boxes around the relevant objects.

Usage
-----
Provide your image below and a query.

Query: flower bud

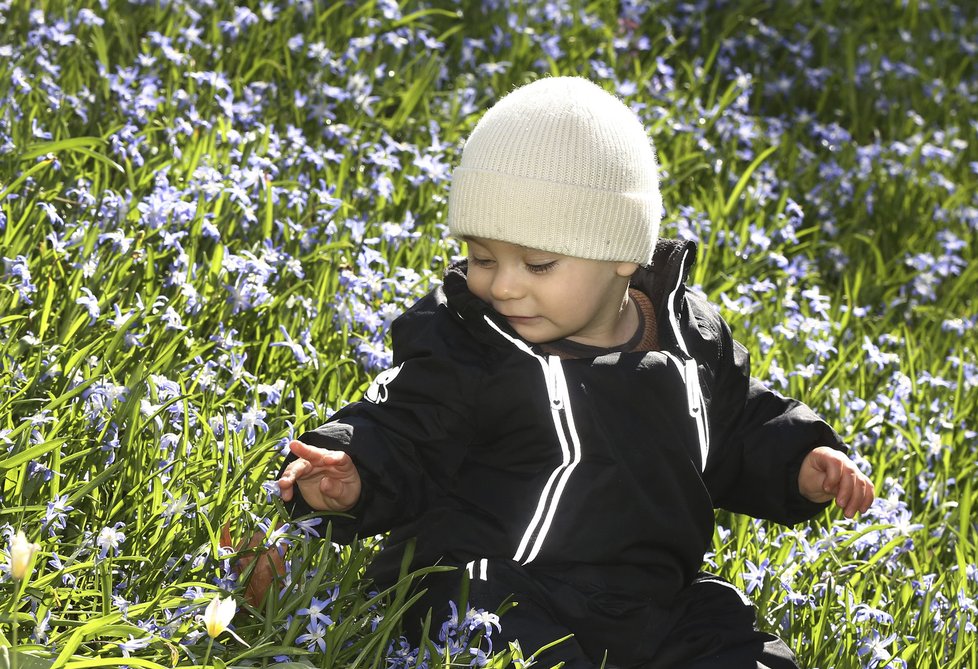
[203,595,237,639]
[10,530,40,581]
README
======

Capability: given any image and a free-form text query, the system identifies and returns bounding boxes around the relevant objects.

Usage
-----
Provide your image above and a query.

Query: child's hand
[277,440,362,512]
[798,446,875,518]
[220,522,286,609]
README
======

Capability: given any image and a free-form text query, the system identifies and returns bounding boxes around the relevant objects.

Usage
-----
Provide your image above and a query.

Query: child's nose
[489,266,523,301]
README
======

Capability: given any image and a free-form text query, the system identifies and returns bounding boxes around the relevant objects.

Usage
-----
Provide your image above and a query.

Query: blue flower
[234,406,268,445]
[296,622,328,653]
[741,558,770,594]
[856,630,901,668]
[261,480,282,502]
[117,635,153,657]
[297,595,334,628]
[75,287,101,324]
[852,602,895,625]
[2,255,38,304]
[43,494,74,536]
[270,325,311,365]
[218,6,259,40]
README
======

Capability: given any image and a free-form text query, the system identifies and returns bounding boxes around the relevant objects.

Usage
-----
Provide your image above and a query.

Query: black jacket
[286,239,844,604]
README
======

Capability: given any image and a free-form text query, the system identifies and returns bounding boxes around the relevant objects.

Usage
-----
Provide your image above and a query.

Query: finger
[290,440,348,468]
[278,458,315,500]
[843,472,866,515]
[281,457,314,481]
[844,479,864,518]
[861,478,876,513]
[288,439,340,464]
[836,469,856,514]
[287,439,322,461]
[820,458,842,495]
[325,450,355,476]
[853,476,875,516]
[318,476,356,511]
[847,472,873,518]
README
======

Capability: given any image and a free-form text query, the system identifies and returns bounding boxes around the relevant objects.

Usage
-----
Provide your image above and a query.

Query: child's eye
[526,261,558,274]
[469,256,495,268]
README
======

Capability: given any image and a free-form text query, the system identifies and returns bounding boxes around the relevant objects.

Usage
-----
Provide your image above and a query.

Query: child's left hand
[798,446,875,518]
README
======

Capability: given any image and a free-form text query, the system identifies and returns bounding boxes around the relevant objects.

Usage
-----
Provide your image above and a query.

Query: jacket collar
[632,239,696,301]
[442,260,522,347]
[442,238,698,349]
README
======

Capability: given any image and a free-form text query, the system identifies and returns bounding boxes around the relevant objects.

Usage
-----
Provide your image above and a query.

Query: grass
[1,0,976,667]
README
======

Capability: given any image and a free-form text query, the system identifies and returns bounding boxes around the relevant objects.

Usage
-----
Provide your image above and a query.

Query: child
[277,76,875,668]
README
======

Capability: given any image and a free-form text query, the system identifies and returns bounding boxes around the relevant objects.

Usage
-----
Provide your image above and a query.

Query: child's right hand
[277,440,362,512]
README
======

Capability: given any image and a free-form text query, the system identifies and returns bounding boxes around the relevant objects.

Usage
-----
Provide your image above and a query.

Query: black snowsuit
[284,239,845,667]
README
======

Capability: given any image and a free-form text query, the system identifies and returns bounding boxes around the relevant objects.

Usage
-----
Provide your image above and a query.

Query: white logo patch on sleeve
[364,364,403,404]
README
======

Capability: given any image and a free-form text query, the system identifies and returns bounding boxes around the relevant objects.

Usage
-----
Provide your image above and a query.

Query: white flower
[10,530,40,580]
[96,524,126,559]
[203,595,237,639]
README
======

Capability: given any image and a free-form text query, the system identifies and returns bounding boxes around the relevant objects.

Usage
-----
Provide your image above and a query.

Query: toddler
[277,77,874,668]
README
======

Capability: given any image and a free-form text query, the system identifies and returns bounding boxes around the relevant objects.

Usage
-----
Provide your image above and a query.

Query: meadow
[1,0,976,667]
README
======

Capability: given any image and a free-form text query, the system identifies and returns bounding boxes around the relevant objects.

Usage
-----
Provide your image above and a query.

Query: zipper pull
[548,356,563,410]
[685,357,701,417]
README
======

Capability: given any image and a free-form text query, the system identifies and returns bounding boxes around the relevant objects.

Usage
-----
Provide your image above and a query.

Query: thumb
[809,447,832,472]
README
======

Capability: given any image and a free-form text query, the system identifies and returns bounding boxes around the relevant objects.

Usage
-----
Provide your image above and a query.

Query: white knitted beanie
[447,76,662,265]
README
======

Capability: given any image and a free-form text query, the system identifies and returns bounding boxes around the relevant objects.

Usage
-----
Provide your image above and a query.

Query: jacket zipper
[483,317,583,565]
[663,351,710,471]
[484,241,710,560]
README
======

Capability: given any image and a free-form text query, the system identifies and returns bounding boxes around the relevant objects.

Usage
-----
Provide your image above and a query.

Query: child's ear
[615,262,639,278]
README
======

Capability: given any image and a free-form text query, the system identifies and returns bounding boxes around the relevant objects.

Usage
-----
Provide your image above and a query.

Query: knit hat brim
[449,166,661,266]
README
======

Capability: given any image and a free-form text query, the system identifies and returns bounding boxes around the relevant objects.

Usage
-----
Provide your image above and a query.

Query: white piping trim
[520,356,585,564]
[465,558,489,581]
[667,247,693,357]
[704,577,753,606]
[665,247,711,470]
[483,317,583,566]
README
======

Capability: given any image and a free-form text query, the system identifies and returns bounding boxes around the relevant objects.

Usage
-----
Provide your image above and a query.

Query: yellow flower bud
[203,595,237,639]
[10,530,40,581]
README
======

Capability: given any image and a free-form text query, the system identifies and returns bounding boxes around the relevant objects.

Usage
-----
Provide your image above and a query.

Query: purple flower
[741,558,770,594]
[856,630,900,668]
[297,595,334,627]
[234,406,268,445]
[31,117,53,139]
[296,622,328,653]
[219,6,259,39]
[852,602,894,625]
[292,516,322,538]
[43,494,74,536]
[161,492,194,524]
[117,635,153,657]
[75,287,100,324]
[270,325,311,364]
[3,256,38,304]
[75,8,104,27]
[261,480,283,503]
[258,379,286,406]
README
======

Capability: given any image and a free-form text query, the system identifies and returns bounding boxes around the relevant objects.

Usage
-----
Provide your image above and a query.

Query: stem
[100,558,112,616]
[202,636,215,668]
[9,576,24,669]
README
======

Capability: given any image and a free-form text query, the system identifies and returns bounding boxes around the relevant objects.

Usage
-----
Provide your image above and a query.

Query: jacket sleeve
[692,297,848,525]
[280,300,481,543]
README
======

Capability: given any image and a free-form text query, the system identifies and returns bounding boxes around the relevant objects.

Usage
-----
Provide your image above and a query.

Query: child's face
[465,237,638,347]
